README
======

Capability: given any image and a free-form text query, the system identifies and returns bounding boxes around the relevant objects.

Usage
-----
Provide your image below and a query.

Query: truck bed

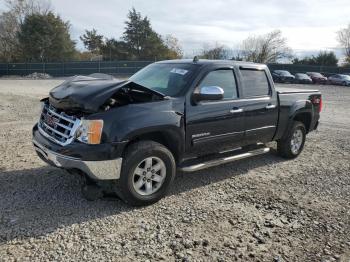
[276,86,319,94]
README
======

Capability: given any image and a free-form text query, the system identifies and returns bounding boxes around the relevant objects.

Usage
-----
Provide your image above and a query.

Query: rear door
[330,75,339,84]
[238,66,279,144]
[335,75,342,84]
[185,66,245,155]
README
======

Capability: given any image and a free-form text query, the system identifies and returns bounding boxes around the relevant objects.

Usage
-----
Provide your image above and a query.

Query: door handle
[229,108,243,114]
[265,104,276,109]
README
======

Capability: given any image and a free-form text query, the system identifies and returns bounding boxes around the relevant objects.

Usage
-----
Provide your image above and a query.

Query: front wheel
[114,140,176,206]
[277,121,306,159]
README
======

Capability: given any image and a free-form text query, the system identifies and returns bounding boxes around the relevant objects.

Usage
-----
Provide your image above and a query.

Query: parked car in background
[272,70,295,83]
[306,72,327,84]
[294,73,313,84]
[327,74,350,86]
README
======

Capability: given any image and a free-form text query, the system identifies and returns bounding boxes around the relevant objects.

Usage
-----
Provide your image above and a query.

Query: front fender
[89,98,186,159]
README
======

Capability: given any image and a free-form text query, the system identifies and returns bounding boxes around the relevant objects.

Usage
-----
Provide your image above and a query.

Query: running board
[179,147,270,172]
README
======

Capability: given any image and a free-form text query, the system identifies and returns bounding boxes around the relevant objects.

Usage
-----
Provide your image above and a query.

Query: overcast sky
[2,0,349,57]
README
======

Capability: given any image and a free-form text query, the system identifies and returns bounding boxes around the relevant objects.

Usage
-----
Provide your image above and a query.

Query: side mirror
[193,86,224,102]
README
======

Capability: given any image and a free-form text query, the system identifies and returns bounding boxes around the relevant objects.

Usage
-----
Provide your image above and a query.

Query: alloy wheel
[132,157,166,196]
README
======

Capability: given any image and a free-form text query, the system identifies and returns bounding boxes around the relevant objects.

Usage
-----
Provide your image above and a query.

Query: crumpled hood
[49,74,164,113]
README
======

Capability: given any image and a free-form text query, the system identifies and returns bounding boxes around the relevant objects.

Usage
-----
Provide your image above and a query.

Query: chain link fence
[0,60,349,77]
[0,61,153,77]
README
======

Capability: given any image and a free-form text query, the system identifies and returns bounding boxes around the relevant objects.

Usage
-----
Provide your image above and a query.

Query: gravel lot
[0,79,349,261]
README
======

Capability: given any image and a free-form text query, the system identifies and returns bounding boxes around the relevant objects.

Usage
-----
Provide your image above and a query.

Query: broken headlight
[76,119,104,144]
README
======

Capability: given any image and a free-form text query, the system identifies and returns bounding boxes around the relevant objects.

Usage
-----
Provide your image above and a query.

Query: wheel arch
[293,112,312,133]
[122,127,184,163]
[288,99,314,133]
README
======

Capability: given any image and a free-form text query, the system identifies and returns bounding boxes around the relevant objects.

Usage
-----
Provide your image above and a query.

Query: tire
[114,140,176,206]
[342,81,347,86]
[277,121,306,159]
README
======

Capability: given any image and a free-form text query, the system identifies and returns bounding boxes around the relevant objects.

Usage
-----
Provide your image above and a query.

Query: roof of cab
[155,59,266,68]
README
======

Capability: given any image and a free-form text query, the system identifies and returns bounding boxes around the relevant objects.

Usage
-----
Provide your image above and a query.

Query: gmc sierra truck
[32,59,322,206]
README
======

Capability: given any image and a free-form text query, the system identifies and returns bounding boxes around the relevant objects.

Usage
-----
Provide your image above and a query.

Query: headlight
[76,119,104,144]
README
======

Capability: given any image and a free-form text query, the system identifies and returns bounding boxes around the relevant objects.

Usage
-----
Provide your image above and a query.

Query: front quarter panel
[89,98,185,144]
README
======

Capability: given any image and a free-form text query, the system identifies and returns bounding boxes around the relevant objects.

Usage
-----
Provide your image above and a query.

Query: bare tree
[164,34,183,58]
[0,12,19,62]
[337,23,350,63]
[200,42,230,59]
[240,30,292,63]
[0,0,51,62]
[5,0,51,23]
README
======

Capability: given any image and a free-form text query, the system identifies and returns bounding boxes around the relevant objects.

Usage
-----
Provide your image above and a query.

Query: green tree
[292,51,338,66]
[17,12,76,62]
[123,8,167,60]
[100,38,129,60]
[80,29,103,55]
[313,51,338,66]
[0,0,51,62]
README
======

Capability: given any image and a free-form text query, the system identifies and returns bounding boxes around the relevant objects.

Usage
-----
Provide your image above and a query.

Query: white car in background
[327,74,350,86]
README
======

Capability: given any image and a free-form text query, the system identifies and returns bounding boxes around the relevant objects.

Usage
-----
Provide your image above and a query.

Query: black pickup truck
[32,59,322,206]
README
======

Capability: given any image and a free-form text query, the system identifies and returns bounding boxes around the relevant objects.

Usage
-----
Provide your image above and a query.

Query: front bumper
[33,139,122,180]
[32,124,124,180]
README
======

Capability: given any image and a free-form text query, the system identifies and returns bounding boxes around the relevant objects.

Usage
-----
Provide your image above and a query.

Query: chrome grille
[38,103,81,146]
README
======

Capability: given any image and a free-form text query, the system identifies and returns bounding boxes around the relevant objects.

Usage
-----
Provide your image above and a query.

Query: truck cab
[185,61,279,156]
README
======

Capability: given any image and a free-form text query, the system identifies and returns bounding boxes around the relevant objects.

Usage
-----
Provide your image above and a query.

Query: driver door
[185,68,245,156]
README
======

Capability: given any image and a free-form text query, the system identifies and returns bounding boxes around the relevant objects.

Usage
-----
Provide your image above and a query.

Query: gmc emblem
[45,115,59,127]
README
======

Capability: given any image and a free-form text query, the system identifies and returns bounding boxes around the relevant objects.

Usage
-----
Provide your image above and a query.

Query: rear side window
[240,69,270,97]
[199,70,238,99]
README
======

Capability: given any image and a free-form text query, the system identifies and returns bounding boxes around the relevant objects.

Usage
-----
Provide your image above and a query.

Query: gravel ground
[0,79,349,262]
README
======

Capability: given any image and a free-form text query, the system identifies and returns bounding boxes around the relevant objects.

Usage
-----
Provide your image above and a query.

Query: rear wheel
[277,121,306,159]
[114,140,176,206]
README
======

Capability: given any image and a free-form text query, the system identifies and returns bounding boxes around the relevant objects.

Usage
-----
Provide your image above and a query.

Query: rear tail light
[312,96,322,113]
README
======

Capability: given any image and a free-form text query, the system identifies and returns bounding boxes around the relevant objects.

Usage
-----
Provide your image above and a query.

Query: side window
[199,70,238,100]
[240,69,270,97]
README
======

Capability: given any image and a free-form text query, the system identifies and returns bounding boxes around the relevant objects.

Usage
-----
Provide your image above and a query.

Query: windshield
[340,74,350,80]
[309,72,323,77]
[278,71,291,76]
[296,73,308,78]
[129,63,197,96]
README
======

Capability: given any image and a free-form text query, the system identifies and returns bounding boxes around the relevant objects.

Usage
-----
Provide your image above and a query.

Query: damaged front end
[38,73,166,146]
[33,73,167,181]
[49,73,166,114]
